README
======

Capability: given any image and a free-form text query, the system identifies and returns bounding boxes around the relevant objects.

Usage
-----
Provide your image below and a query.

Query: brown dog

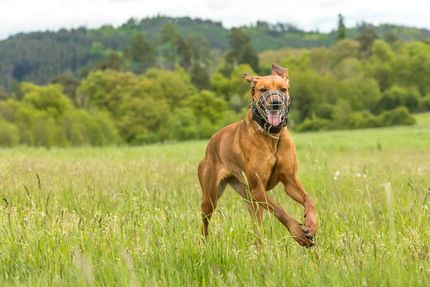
[197,64,317,247]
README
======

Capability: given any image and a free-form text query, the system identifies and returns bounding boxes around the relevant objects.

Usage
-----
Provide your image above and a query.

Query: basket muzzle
[252,90,291,133]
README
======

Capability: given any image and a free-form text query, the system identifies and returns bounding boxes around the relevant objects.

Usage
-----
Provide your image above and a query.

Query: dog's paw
[304,213,317,237]
[300,224,314,242]
[290,223,314,248]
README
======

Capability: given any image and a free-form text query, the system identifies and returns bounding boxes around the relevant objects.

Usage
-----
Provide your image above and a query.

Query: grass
[0,114,430,286]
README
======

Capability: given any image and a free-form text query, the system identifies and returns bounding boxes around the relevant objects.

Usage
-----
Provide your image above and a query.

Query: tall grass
[0,115,429,286]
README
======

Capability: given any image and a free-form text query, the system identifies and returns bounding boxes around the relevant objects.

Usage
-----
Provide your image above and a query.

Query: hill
[1,16,430,89]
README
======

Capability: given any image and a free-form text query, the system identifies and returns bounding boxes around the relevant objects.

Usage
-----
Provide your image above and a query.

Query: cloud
[0,0,429,40]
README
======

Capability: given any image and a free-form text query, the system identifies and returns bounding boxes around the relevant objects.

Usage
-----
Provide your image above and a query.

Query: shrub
[0,120,19,147]
[345,111,379,129]
[377,106,416,126]
[315,103,335,119]
[419,95,430,111]
[172,108,199,140]
[62,110,120,146]
[374,85,420,113]
[296,117,331,132]
[15,106,65,147]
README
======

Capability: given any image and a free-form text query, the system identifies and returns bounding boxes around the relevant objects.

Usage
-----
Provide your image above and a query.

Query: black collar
[252,104,287,134]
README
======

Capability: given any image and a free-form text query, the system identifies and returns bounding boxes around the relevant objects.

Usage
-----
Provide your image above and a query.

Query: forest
[0,15,430,147]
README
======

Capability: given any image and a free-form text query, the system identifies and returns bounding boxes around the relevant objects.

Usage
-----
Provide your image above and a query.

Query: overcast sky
[0,0,429,40]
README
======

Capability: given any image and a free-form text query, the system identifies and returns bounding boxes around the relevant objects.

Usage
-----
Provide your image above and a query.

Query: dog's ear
[272,63,288,80]
[242,72,260,84]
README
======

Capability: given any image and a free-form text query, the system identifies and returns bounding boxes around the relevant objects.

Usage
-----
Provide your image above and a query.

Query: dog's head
[242,64,290,128]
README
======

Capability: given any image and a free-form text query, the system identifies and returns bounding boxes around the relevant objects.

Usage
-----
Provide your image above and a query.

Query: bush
[165,108,198,141]
[377,106,416,126]
[419,95,430,111]
[296,117,331,132]
[344,111,380,129]
[62,110,120,146]
[15,106,65,147]
[21,83,71,118]
[315,103,335,119]
[0,120,19,147]
[374,85,420,113]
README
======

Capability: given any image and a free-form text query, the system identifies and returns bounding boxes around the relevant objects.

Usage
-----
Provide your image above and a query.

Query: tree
[226,28,259,73]
[384,31,400,45]
[76,70,138,112]
[336,14,346,41]
[21,83,71,118]
[159,23,178,44]
[364,40,395,91]
[183,90,228,138]
[356,27,379,58]
[50,73,80,104]
[123,33,156,73]
[96,52,126,71]
[190,63,210,90]
[174,35,193,70]
[0,87,9,100]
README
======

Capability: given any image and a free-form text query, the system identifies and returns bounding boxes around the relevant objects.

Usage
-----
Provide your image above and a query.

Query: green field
[1,114,430,286]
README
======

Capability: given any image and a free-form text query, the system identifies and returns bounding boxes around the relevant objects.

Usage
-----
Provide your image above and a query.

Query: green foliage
[0,83,119,147]
[62,110,120,146]
[21,83,71,118]
[392,42,430,96]
[375,85,420,113]
[419,94,430,111]
[95,52,126,71]
[76,69,228,144]
[190,63,210,90]
[15,105,66,147]
[356,27,379,57]
[226,28,259,72]
[0,119,19,147]
[184,90,228,138]
[336,14,346,41]
[297,107,416,132]
[76,70,138,112]
[124,33,156,73]
[377,106,416,126]
[211,64,255,101]
[1,16,429,90]
[296,117,331,132]
[1,17,429,146]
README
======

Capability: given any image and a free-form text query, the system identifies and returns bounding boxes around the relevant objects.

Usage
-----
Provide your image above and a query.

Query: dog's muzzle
[252,90,291,133]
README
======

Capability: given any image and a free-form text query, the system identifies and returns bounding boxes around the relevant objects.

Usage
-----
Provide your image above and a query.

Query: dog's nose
[270,99,282,110]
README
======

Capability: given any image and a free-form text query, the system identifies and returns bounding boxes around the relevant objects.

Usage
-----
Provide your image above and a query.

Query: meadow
[0,114,430,286]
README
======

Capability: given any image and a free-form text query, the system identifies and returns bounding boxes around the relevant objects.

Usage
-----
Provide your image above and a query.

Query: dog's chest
[248,150,279,182]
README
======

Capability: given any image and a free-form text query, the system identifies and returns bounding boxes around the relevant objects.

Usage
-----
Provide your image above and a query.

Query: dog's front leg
[283,177,317,239]
[248,175,314,247]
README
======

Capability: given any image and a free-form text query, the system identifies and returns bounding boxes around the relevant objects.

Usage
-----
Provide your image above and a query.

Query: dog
[197,64,317,247]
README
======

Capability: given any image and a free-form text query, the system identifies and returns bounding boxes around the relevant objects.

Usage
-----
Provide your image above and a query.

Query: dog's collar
[252,103,287,135]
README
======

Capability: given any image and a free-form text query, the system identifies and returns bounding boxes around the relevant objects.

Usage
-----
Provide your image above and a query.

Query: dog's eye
[280,88,288,93]
[259,88,267,93]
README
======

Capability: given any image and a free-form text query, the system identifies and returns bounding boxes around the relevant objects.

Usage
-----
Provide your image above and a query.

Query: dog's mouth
[267,110,283,127]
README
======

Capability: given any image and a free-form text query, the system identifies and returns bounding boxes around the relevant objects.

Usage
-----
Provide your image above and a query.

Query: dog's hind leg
[198,160,227,237]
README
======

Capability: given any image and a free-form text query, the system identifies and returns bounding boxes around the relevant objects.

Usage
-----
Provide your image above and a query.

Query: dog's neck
[245,109,284,141]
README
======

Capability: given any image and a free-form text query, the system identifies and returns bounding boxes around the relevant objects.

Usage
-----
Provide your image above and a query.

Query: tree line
[1,16,429,89]
[0,17,429,147]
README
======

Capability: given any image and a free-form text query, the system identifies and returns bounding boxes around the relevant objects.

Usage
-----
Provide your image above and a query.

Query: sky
[0,0,429,40]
